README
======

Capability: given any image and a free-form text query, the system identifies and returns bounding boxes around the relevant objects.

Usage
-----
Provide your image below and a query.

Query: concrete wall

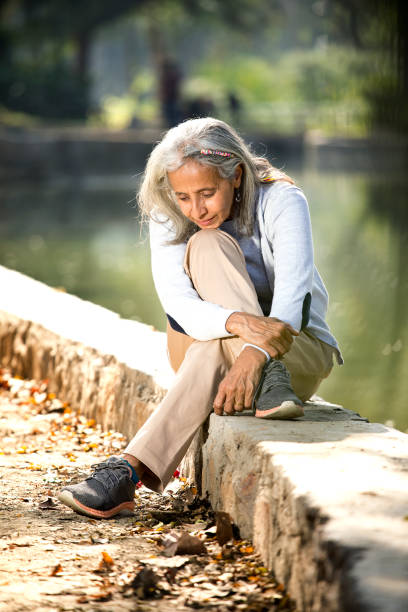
[1,127,407,183]
[1,265,407,611]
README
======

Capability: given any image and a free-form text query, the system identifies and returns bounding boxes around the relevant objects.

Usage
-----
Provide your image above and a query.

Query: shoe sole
[57,490,134,519]
[255,400,304,420]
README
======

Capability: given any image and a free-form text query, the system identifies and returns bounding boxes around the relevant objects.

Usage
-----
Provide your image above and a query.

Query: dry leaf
[94,551,114,573]
[131,567,160,599]
[239,545,254,554]
[101,551,114,566]
[39,497,57,510]
[215,511,233,545]
[50,563,63,576]
[162,531,206,557]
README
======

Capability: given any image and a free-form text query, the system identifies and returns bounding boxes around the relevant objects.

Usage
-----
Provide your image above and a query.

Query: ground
[0,370,296,611]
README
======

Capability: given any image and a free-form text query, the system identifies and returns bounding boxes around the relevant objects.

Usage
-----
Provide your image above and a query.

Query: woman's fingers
[213,387,226,415]
[286,323,300,336]
[233,381,246,412]
[213,381,238,415]
[244,379,255,409]
[213,374,253,415]
[214,349,266,415]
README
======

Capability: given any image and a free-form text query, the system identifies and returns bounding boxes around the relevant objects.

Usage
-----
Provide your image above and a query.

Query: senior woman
[58,117,342,518]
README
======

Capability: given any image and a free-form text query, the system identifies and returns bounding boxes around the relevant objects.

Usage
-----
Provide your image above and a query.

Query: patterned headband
[200,148,234,158]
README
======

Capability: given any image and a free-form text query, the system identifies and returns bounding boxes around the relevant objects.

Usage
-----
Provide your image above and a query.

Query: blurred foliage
[0,54,89,119]
[0,103,39,127]
[186,46,378,134]
[0,0,146,119]
[95,45,377,135]
[0,0,274,121]
[91,70,159,128]
[0,0,407,133]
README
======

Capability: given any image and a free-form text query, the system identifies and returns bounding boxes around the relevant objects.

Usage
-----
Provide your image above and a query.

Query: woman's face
[168,160,242,229]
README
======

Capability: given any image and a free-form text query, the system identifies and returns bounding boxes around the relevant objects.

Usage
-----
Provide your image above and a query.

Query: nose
[191,196,207,219]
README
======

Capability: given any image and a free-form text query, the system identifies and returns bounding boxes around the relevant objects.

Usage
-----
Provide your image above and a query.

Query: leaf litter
[0,368,296,611]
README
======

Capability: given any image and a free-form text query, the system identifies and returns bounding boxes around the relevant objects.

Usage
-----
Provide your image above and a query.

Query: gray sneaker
[253,360,304,419]
[57,456,137,518]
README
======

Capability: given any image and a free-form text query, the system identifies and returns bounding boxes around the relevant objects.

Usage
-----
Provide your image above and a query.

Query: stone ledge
[201,412,408,611]
[0,265,173,435]
[1,265,407,611]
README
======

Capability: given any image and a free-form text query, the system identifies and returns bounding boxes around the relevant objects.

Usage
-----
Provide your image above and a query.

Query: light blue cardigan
[150,181,342,363]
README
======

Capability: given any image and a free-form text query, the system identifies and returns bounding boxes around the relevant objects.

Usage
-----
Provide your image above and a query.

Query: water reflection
[297,170,408,431]
[1,170,407,430]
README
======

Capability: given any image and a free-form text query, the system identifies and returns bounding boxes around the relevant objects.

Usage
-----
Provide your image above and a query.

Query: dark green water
[1,169,407,430]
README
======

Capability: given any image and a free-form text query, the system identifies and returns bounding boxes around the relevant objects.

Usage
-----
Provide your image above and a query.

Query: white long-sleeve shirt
[150,181,342,362]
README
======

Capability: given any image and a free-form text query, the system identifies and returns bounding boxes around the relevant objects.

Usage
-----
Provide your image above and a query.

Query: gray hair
[138,117,293,244]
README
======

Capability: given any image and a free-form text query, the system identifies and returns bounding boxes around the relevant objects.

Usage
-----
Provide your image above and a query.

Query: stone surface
[200,411,408,612]
[1,265,408,612]
[0,265,173,436]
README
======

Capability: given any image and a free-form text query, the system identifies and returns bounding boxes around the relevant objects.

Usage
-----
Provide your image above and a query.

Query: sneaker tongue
[90,461,130,489]
[262,361,291,391]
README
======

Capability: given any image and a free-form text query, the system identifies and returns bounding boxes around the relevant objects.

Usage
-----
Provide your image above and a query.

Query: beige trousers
[124,229,335,493]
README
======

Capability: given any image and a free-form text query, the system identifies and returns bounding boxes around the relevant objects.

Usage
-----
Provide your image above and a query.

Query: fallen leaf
[215,511,233,545]
[239,545,254,554]
[101,551,114,566]
[50,563,63,576]
[130,567,160,599]
[162,531,206,557]
[39,497,58,510]
[150,510,180,523]
[95,551,114,573]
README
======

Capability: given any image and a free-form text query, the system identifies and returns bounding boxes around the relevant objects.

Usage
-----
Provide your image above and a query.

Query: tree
[0,0,152,118]
[322,0,408,132]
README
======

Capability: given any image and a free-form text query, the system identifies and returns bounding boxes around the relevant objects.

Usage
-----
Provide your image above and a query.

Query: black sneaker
[57,457,137,518]
[253,360,304,419]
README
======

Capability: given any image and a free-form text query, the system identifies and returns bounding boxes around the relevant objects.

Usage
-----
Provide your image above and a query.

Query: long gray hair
[138,117,293,244]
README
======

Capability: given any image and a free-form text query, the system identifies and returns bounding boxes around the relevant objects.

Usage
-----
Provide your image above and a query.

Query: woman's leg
[126,229,336,489]
[124,229,263,492]
[282,331,335,402]
[59,229,335,515]
[168,228,334,401]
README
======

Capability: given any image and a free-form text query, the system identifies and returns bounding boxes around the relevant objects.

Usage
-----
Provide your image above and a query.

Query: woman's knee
[291,373,323,402]
[187,228,239,253]
[185,228,244,276]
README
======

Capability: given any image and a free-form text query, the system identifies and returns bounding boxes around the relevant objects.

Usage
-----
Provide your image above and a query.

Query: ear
[233,164,243,188]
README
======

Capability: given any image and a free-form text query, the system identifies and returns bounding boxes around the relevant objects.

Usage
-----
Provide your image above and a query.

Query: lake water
[1,164,407,431]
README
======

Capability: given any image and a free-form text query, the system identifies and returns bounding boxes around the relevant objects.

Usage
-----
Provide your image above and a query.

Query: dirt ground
[0,370,296,611]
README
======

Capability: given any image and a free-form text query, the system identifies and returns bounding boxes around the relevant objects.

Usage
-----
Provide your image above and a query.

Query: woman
[58,117,342,519]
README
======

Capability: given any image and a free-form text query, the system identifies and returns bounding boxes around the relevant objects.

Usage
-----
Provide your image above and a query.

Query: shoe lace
[87,460,131,489]
[261,360,291,394]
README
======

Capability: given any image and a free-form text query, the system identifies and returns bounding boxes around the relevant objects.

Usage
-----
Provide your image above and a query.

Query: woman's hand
[225,312,299,360]
[213,346,266,415]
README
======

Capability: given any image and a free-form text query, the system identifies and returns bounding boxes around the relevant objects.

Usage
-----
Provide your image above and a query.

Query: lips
[197,216,216,226]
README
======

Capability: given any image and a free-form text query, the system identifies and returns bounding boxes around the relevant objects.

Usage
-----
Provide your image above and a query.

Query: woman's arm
[225,312,298,359]
[267,184,314,331]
